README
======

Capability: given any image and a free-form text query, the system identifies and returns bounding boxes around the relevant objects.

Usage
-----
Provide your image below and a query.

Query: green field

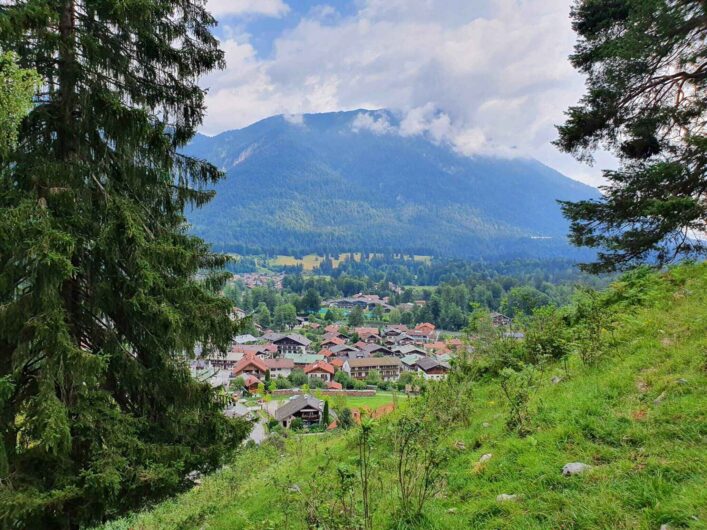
[98,264,707,529]
[271,391,406,410]
[269,252,432,271]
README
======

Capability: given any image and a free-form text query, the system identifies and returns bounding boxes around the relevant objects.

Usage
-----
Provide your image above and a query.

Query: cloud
[351,112,393,134]
[207,0,289,18]
[199,0,614,185]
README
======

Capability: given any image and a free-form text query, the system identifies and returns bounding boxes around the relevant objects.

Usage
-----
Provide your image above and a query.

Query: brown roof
[232,356,269,375]
[330,358,344,368]
[345,356,401,368]
[304,360,335,376]
[263,358,295,369]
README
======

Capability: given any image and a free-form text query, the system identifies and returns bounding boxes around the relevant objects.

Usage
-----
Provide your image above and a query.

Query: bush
[290,418,304,431]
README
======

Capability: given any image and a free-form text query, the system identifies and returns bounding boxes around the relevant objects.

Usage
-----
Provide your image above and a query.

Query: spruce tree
[556,0,706,272]
[0,2,249,527]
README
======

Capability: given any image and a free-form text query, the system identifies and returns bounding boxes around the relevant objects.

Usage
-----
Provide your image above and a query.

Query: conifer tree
[556,0,706,272]
[0,2,249,527]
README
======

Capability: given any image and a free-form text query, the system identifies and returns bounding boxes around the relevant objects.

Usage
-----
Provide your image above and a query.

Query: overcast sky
[201,0,615,186]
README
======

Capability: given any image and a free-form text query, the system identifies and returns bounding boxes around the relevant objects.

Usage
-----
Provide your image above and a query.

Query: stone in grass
[562,462,591,476]
[551,376,562,384]
[676,378,688,385]
[659,524,671,530]
[496,494,519,502]
[479,453,493,464]
[482,422,490,428]
[654,391,668,405]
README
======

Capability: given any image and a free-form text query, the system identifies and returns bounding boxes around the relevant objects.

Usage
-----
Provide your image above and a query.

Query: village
[191,298,516,438]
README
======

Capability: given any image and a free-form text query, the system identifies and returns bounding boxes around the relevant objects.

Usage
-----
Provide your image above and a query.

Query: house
[284,353,325,367]
[321,336,345,348]
[230,343,277,359]
[330,358,345,370]
[273,395,326,428]
[387,333,416,346]
[202,349,244,370]
[263,358,295,378]
[400,354,423,372]
[242,374,262,393]
[355,327,382,343]
[383,324,409,337]
[362,343,393,356]
[304,360,335,382]
[343,356,402,381]
[324,324,340,334]
[392,344,428,357]
[329,344,359,357]
[327,380,343,390]
[231,355,269,379]
[424,341,451,355]
[318,348,334,358]
[233,334,259,344]
[272,334,311,355]
[414,357,451,381]
[490,312,513,327]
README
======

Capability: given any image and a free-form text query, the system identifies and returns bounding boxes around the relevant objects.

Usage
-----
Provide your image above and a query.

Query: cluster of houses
[194,321,471,397]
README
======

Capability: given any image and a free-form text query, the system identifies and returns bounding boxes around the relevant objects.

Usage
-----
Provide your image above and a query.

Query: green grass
[97,263,707,529]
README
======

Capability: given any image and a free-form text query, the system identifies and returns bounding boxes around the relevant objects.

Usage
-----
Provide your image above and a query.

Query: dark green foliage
[322,400,330,426]
[556,0,706,272]
[348,306,365,327]
[184,110,599,260]
[0,2,250,527]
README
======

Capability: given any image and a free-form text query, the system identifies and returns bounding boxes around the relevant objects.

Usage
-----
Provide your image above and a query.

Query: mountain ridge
[184,109,599,258]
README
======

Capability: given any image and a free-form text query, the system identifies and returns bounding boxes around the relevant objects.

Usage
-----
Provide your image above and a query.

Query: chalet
[304,360,335,382]
[343,356,402,381]
[203,349,244,370]
[263,358,295,378]
[386,333,416,346]
[355,327,382,343]
[231,356,269,379]
[324,324,340,334]
[400,354,423,372]
[329,344,359,357]
[230,343,278,359]
[242,374,262,393]
[383,324,409,337]
[362,343,393,356]
[490,312,513,327]
[414,357,450,381]
[318,348,335,358]
[321,336,345,348]
[273,395,326,428]
[272,334,311,355]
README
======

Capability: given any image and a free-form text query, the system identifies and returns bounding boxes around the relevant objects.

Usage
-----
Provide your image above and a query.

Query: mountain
[183,109,599,259]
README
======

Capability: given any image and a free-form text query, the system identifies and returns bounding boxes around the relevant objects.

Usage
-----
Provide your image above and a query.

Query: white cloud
[207,0,289,18]
[351,112,393,134]
[200,0,614,185]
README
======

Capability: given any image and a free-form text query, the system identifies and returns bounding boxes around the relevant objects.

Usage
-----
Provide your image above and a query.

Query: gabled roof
[322,336,345,346]
[319,348,334,357]
[232,355,269,375]
[330,358,345,368]
[274,395,323,422]
[415,357,450,372]
[263,358,295,369]
[327,380,343,390]
[362,343,392,354]
[330,344,358,354]
[273,333,311,346]
[304,360,335,376]
[284,353,325,365]
[243,374,261,387]
[400,354,423,366]
[393,344,428,356]
[345,356,401,368]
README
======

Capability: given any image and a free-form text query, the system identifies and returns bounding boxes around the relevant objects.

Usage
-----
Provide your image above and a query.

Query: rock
[288,484,301,493]
[562,462,591,476]
[479,453,493,464]
[551,376,562,384]
[676,378,688,385]
[496,494,518,502]
[454,440,466,450]
[482,422,490,428]
[659,524,671,530]
[447,507,458,514]
[654,391,667,405]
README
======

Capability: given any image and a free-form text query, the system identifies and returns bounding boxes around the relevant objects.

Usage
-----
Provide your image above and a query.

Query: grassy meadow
[98,264,706,529]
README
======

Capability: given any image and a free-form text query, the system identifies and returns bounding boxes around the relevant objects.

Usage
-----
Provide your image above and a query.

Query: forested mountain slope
[184,110,599,259]
[99,263,706,529]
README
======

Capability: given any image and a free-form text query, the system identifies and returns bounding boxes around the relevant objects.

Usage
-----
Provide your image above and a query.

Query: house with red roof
[242,374,262,393]
[327,380,343,390]
[330,358,345,370]
[232,355,269,379]
[304,360,335,382]
[321,336,345,348]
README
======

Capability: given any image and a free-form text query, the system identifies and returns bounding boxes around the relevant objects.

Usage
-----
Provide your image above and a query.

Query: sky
[201,0,616,187]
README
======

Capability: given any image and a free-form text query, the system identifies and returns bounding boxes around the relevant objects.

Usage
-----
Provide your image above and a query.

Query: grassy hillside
[98,264,706,529]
